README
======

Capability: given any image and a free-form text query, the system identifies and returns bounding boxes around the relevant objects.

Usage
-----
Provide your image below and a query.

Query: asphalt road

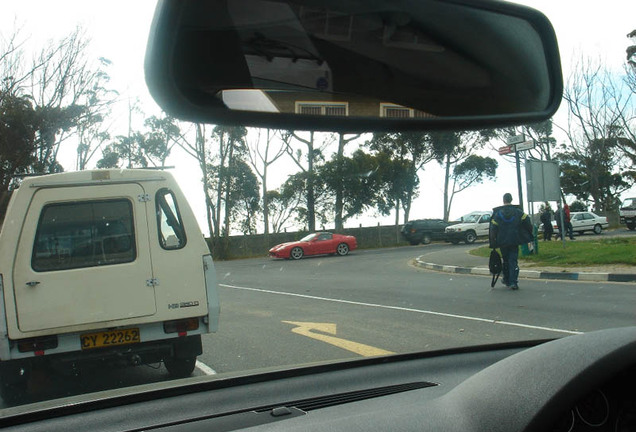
[4,243,635,407]
[203,243,635,372]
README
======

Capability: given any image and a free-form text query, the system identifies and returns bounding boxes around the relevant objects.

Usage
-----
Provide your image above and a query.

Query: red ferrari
[269,232,357,260]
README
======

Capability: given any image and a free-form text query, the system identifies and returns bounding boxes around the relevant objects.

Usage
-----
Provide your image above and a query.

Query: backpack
[489,249,502,287]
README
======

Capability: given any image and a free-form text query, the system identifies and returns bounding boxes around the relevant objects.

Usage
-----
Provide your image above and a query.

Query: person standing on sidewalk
[489,193,533,290]
[540,204,553,241]
[554,203,563,240]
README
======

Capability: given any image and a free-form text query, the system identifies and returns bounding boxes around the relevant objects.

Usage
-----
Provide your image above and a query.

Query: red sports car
[269,232,357,260]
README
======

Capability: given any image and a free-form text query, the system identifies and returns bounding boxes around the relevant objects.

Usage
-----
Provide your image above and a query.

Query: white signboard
[507,134,526,145]
[515,140,535,151]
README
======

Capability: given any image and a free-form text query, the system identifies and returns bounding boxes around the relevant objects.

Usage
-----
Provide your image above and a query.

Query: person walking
[554,203,563,240]
[489,193,533,290]
[564,203,575,240]
[540,204,553,241]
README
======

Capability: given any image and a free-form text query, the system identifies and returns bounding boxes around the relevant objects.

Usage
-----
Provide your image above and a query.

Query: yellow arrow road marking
[282,321,394,357]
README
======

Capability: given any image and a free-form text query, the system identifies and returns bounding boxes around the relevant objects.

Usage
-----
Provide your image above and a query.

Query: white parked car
[445,211,492,244]
[553,211,609,235]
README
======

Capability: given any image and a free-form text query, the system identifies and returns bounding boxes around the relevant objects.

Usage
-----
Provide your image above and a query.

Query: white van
[0,169,219,398]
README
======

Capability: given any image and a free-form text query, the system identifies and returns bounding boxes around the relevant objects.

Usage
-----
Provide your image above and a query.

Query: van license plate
[80,328,140,350]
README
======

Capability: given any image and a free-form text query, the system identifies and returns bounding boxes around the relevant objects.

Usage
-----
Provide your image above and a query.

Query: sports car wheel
[290,247,304,260]
[336,243,349,256]
[593,224,602,235]
[464,231,477,244]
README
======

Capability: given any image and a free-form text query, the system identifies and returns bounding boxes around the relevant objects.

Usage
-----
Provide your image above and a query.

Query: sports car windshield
[0,0,635,415]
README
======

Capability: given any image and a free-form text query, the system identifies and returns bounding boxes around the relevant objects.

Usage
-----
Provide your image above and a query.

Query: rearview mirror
[145,0,562,131]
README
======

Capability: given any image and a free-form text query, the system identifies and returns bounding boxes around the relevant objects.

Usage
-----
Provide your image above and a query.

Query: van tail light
[163,318,200,336]
[17,336,58,353]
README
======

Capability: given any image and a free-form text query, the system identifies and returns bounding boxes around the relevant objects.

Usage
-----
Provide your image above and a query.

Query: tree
[223,159,260,235]
[0,94,37,219]
[318,149,381,226]
[266,189,302,234]
[333,133,361,230]
[282,131,332,231]
[246,129,286,236]
[569,200,588,212]
[449,155,498,214]
[366,132,434,224]
[28,28,115,174]
[627,29,636,86]
[278,171,331,230]
[97,133,145,168]
[372,151,420,227]
[430,131,487,221]
[75,57,117,170]
[174,123,216,238]
[559,56,636,211]
[1,27,116,175]
[142,115,180,167]
[208,126,248,239]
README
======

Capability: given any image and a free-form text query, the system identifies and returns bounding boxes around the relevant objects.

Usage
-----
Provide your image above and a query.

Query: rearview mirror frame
[145,0,563,132]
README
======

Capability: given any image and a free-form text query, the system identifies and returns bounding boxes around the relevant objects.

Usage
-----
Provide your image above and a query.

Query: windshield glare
[0,0,635,415]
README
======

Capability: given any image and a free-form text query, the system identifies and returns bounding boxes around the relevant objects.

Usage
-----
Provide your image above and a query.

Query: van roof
[19,169,172,189]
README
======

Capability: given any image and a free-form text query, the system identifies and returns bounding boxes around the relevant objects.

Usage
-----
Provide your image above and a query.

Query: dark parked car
[401,219,452,245]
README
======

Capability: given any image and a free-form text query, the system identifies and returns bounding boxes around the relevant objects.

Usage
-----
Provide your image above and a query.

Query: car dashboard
[1,327,635,432]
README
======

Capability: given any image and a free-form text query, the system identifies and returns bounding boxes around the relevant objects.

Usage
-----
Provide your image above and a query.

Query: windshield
[0,0,635,415]
[461,214,481,223]
[623,198,636,209]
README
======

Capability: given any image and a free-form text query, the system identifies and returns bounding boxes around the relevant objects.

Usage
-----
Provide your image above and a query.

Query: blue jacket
[489,205,533,248]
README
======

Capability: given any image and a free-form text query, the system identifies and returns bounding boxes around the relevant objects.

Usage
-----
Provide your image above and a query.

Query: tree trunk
[395,198,400,243]
[307,131,316,232]
[443,152,451,221]
[334,134,345,231]
[223,139,235,238]
[262,168,269,237]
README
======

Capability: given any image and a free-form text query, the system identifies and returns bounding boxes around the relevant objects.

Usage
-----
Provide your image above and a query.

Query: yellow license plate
[80,328,140,350]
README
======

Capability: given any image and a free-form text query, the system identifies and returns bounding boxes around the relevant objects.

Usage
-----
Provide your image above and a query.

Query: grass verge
[469,237,636,267]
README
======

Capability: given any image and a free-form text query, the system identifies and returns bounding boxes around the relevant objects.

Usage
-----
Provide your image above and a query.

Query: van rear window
[32,200,136,272]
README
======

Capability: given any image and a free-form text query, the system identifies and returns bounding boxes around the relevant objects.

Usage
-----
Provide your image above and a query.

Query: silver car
[554,211,609,235]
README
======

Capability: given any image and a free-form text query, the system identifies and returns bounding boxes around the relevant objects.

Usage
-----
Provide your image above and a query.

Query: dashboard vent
[255,382,436,412]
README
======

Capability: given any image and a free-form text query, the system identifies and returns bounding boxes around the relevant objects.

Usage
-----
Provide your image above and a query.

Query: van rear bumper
[2,335,202,375]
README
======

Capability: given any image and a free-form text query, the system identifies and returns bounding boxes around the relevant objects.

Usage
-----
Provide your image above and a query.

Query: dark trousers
[500,245,519,286]
[543,224,553,240]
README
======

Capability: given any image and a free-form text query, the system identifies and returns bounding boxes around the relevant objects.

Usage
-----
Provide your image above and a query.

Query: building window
[380,103,434,119]
[297,7,353,41]
[32,200,136,272]
[296,102,348,116]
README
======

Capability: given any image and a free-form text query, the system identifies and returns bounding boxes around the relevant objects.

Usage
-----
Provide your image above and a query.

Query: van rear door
[13,184,156,333]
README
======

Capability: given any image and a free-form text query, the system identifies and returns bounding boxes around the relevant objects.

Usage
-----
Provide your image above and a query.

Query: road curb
[414,257,636,283]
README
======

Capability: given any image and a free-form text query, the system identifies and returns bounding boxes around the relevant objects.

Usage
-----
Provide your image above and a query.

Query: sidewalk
[413,241,636,283]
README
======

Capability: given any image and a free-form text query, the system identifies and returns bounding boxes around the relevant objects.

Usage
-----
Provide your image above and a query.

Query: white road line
[196,360,217,375]
[220,283,583,336]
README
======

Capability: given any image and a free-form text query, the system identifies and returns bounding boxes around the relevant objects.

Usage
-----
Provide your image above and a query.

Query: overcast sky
[2,1,636,232]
